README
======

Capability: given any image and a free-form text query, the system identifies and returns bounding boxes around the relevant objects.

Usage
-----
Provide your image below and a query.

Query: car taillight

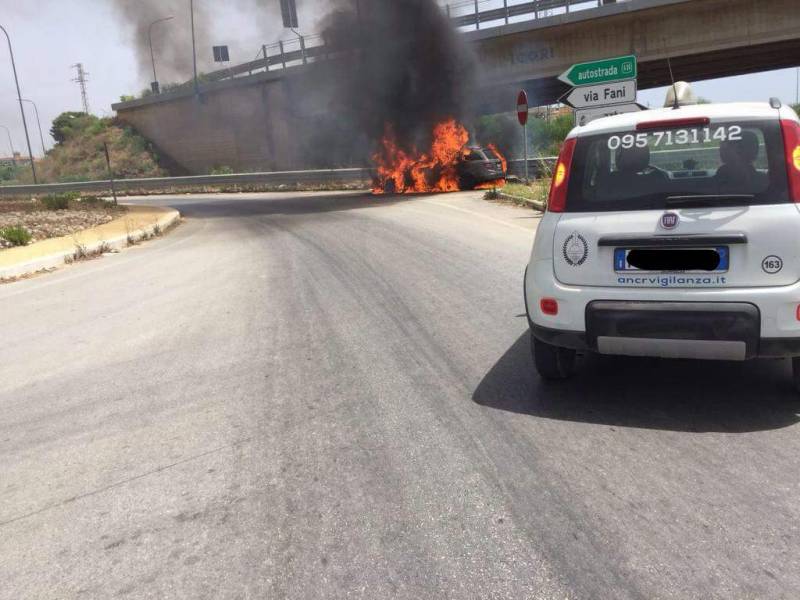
[780,119,800,202]
[547,137,576,213]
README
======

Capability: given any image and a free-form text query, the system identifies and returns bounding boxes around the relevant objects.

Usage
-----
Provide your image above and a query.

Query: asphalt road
[2,191,800,599]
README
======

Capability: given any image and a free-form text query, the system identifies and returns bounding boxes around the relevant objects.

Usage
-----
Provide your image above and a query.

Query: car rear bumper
[525,257,800,341]
[530,300,800,359]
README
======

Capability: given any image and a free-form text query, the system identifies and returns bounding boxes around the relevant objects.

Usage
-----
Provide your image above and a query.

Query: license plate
[614,246,729,272]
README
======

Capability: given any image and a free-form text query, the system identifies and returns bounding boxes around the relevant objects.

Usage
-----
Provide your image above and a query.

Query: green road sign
[558,55,637,87]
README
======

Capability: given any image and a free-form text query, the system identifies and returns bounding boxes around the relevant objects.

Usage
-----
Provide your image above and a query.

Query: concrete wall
[116,71,311,174]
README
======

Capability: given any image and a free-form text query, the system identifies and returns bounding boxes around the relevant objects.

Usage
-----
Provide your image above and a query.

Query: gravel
[0,199,126,249]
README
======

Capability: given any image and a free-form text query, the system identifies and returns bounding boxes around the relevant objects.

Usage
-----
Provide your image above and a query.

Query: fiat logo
[660,213,679,230]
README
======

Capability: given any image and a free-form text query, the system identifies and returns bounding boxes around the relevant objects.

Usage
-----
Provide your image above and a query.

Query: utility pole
[71,63,90,114]
[0,24,36,182]
[190,0,199,96]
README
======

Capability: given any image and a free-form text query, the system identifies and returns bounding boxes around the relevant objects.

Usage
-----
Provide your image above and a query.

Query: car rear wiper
[665,194,755,207]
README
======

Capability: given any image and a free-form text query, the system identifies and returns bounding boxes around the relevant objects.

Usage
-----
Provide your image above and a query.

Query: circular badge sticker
[563,232,588,267]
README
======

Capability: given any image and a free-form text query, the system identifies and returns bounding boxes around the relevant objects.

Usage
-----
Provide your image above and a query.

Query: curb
[0,205,180,281]
[494,191,546,212]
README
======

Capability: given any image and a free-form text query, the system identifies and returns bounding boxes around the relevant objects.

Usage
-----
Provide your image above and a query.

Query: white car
[524,94,800,389]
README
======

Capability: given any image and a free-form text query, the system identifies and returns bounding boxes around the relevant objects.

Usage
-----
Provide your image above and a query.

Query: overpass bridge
[113,0,800,174]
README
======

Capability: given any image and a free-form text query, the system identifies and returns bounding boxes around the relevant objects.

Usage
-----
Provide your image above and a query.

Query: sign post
[517,90,529,183]
[558,55,637,87]
[559,55,640,127]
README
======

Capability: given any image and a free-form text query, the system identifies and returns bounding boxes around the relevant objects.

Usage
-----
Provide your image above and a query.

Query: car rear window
[565,120,790,211]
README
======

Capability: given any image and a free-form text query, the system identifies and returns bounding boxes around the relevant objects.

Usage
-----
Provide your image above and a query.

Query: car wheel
[532,334,576,380]
[791,357,800,392]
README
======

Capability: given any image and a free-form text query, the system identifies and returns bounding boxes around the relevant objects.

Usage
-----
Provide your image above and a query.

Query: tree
[49,111,98,145]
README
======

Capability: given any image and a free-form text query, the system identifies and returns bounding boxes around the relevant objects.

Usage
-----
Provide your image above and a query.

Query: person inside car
[608,145,668,197]
[715,130,769,191]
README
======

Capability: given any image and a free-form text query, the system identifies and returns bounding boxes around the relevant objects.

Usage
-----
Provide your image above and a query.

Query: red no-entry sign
[517,90,529,126]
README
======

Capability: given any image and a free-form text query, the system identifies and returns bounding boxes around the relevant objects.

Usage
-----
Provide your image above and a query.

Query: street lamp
[148,16,174,94]
[0,24,37,183]
[0,124,16,165]
[20,99,46,156]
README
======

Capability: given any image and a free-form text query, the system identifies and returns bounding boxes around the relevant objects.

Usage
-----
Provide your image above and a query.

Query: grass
[488,180,552,207]
[0,225,33,246]
[40,192,78,211]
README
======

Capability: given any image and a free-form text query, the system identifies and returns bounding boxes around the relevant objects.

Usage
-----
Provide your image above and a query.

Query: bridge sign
[558,55,638,87]
[564,80,637,109]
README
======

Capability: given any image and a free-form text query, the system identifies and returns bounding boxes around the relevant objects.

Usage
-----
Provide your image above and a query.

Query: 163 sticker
[762,255,783,274]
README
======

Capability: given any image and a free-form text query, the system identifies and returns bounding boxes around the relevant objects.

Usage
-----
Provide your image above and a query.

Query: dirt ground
[0,199,126,249]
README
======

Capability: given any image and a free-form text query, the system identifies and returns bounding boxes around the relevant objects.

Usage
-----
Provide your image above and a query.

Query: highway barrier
[0,168,373,197]
[0,159,556,197]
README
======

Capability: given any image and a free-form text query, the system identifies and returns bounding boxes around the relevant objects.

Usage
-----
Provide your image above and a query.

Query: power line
[71,63,90,114]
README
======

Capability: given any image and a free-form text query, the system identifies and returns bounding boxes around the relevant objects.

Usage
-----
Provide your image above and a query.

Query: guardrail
[0,160,558,197]
[507,157,557,178]
[446,0,612,29]
[0,168,372,197]
[193,0,616,84]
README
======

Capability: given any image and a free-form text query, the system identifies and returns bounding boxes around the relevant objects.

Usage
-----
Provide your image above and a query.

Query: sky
[0,0,798,159]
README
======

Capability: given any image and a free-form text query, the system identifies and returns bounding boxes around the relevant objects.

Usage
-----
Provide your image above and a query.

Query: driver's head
[720,130,759,166]
[616,146,651,174]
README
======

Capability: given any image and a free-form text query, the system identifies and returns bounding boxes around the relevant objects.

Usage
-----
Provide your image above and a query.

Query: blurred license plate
[614,246,729,272]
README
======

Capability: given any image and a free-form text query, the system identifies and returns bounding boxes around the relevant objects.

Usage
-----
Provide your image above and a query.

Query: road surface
[2,191,799,599]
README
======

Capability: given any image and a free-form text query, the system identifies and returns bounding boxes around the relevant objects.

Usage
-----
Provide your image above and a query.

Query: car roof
[568,102,797,138]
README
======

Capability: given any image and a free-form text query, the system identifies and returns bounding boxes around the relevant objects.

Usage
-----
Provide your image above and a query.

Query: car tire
[792,357,800,393]
[532,334,576,380]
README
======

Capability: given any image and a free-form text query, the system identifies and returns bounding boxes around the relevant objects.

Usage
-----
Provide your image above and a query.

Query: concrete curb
[0,205,180,281]
[494,191,545,212]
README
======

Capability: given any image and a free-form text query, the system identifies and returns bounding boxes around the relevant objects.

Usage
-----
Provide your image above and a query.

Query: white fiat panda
[524,91,800,388]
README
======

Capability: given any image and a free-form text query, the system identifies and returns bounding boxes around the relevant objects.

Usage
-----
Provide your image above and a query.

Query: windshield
[565,120,789,211]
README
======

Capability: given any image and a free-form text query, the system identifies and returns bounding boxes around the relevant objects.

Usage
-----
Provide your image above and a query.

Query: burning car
[372,119,507,194]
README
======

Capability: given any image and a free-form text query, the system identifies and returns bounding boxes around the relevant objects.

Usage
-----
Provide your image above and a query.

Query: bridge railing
[199,0,618,83]
[444,0,613,29]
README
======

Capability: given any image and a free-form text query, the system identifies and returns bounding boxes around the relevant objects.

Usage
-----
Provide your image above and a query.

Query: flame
[372,118,469,194]
[487,143,507,173]
[474,179,506,190]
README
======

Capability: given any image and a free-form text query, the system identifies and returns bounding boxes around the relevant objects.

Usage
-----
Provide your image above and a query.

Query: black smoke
[320,0,476,154]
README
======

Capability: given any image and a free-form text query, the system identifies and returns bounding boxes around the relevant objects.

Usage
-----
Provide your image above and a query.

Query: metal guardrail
[507,156,558,177]
[446,0,610,29]
[0,168,372,197]
[0,160,557,197]
[197,0,615,83]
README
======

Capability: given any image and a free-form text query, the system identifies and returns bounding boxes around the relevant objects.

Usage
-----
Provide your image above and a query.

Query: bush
[0,225,33,246]
[210,165,234,175]
[40,192,77,210]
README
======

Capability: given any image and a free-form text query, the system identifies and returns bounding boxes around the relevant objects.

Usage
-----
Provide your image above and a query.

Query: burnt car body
[457,146,506,189]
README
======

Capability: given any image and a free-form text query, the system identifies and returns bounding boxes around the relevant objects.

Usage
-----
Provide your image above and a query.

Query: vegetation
[40,192,79,211]
[476,111,575,163]
[0,163,24,183]
[15,112,166,184]
[0,225,33,246]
